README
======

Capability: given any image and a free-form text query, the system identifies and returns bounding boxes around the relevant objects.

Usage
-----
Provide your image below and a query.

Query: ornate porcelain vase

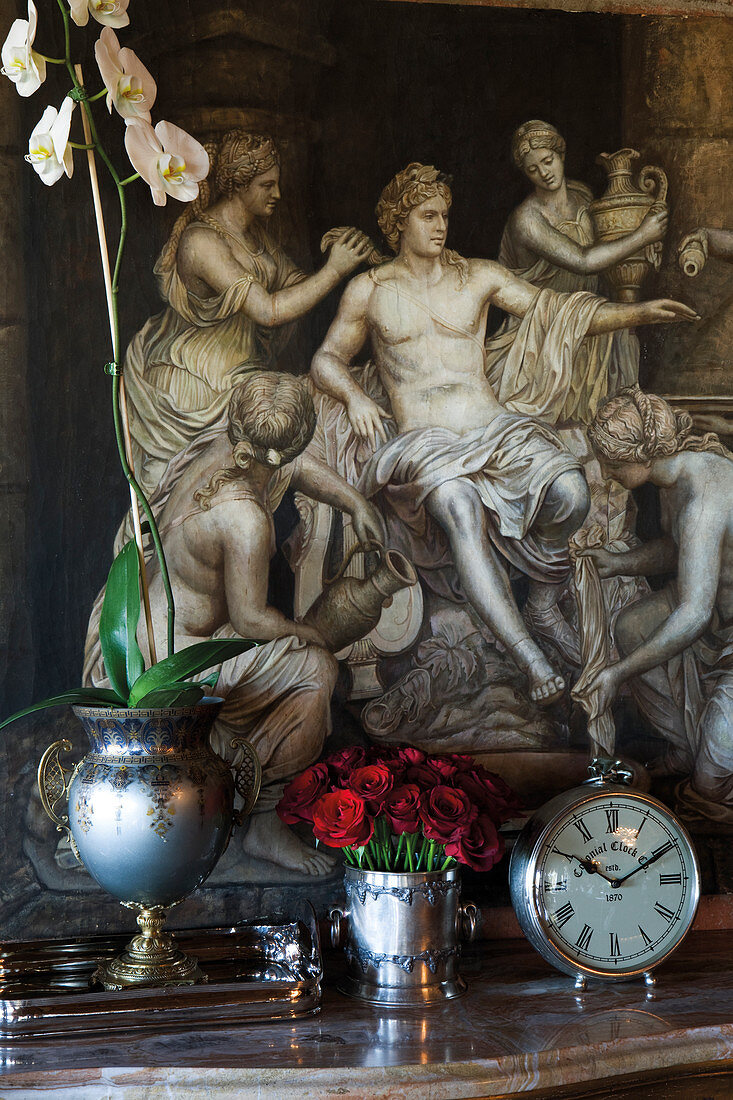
[330,867,478,1005]
[37,700,260,990]
[589,148,668,302]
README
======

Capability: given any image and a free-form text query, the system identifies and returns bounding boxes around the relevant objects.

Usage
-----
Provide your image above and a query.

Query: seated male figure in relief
[311,163,698,707]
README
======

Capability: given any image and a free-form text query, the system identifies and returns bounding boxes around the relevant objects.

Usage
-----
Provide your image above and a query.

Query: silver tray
[0,904,322,1040]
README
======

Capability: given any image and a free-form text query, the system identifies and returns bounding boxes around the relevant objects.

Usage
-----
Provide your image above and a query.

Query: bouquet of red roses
[276,745,521,873]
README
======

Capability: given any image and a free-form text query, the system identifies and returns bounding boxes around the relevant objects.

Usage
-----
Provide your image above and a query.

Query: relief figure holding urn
[85,372,385,877]
[486,122,669,666]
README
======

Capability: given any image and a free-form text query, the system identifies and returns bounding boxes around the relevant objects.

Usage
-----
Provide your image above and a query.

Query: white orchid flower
[95,27,156,123]
[69,0,130,29]
[25,98,76,186]
[1,0,46,98]
[124,120,209,207]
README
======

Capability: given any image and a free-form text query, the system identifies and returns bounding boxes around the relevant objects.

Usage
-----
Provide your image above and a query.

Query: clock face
[534,791,699,977]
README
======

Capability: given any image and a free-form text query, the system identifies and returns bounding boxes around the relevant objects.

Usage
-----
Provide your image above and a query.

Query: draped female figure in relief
[577,387,733,828]
[486,120,668,666]
[123,129,371,496]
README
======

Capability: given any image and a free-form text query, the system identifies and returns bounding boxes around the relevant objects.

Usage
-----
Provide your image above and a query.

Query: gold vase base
[92,906,207,991]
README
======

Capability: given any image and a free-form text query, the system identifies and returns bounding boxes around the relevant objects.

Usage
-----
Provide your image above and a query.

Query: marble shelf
[1,930,732,1098]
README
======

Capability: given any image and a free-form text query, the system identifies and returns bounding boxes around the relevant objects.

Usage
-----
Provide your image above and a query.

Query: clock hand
[612,841,675,887]
[577,858,618,885]
[553,849,618,884]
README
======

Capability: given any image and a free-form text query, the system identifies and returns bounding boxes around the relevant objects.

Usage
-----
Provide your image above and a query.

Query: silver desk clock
[509,759,700,989]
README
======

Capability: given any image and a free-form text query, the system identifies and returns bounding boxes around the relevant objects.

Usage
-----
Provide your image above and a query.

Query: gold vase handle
[37,739,73,834]
[230,737,262,826]
[323,538,384,587]
[639,164,668,205]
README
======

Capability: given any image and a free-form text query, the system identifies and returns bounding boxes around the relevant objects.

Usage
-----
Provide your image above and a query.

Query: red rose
[348,763,393,813]
[447,753,476,772]
[311,790,374,849]
[398,746,426,767]
[454,768,522,824]
[276,764,330,825]
[406,761,446,790]
[430,757,459,782]
[445,814,504,872]
[419,785,477,843]
[383,783,422,835]
[325,745,366,780]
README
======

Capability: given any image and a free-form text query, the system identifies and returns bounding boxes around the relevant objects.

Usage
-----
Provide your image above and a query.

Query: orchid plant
[0,0,256,727]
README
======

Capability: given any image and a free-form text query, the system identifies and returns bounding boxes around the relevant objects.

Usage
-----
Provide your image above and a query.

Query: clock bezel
[509,784,701,982]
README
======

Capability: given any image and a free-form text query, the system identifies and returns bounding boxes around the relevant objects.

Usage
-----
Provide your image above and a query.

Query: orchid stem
[119,173,140,186]
[69,142,95,150]
[87,88,107,102]
[38,53,66,64]
[55,0,176,662]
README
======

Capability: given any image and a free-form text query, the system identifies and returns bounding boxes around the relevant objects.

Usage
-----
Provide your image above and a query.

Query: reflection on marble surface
[1,931,732,1097]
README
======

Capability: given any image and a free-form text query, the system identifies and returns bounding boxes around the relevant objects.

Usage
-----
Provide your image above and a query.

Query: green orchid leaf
[0,688,126,731]
[99,540,146,701]
[128,638,257,707]
[197,671,220,690]
[134,683,206,708]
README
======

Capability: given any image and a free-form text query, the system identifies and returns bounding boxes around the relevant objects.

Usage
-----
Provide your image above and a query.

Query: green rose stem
[52,0,176,661]
[416,836,429,871]
[379,815,391,870]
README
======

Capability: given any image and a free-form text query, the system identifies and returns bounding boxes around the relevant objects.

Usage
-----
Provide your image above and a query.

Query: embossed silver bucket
[330,867,477,1005]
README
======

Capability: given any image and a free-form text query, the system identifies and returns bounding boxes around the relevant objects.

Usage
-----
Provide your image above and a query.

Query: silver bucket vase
[37,700,261,989]
[330,867,478,1005]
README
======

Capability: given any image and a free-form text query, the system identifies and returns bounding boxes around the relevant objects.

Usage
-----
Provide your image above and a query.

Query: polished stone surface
[1,931,732,1097]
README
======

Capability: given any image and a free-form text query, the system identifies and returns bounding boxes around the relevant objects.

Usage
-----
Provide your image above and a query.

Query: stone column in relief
[622,16,733,401]
[0,73,32,711]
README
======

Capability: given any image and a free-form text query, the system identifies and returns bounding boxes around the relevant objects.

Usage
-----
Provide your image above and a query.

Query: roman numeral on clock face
[573,818,592,842]
[609,932,621,956]
[544,879,568,892]
[554,902,575,928]
[575,924,593,951]
[654,901,677,922]
[638,925,652,946]
[659,873,682,885]
[605,808,619,834]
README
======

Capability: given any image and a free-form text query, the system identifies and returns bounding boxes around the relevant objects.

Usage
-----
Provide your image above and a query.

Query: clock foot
[574,974,587,991]
[643,971,656,987]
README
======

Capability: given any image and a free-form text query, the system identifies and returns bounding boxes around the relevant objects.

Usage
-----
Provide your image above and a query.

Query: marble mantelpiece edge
[3,1023,732,1098]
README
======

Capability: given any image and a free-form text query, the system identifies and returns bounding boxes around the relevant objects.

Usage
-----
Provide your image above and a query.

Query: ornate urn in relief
[589,148,668,302]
